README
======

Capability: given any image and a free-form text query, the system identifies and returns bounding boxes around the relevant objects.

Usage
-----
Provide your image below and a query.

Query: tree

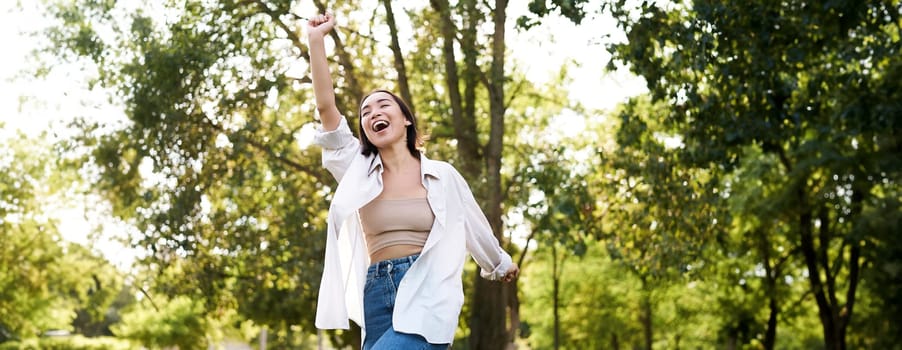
[425,0,518,346]
[42,0,344,344]
[519,240,643,350]
[65,244,129,337]
[0,131,74,339]
[609,2,900,348]
[591,96,730,350]
[0,131,127,341]
[847,182,901,349]
[530,1,901,349]
[113,295,209,349]
[514,146,596,349]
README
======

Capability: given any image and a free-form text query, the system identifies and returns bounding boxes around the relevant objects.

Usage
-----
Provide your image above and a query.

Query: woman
[306,13,519,349]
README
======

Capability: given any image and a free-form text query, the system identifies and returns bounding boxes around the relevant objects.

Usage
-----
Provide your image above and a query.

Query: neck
[379,144,418,173]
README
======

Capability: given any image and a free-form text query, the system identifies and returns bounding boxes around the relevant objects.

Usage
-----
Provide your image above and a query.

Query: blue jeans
[362,254,449,350]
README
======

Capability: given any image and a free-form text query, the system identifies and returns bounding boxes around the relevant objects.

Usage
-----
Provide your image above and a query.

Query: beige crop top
[358,198,435,256]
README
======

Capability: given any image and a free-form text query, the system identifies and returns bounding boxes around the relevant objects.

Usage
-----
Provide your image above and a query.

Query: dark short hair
[358,89,423,159]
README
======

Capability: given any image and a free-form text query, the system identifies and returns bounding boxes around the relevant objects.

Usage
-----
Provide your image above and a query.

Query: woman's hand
[306,13,335,40]
[501,264,519,283]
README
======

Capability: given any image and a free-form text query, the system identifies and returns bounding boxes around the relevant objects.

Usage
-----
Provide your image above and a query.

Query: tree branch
[192,112,328,184]
[313,0,364,106]
[841,182,866,331]
[818,206,839,315]
[516,228,537,270]
[247,0,310,62]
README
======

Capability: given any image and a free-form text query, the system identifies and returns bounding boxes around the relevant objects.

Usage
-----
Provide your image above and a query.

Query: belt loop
[386,261,393,273]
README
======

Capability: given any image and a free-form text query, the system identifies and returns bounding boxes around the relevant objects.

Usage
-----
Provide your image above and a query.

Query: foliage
[0,134,70,338]
[529,0,901,349]
[0,336,136,350]
[602,96,728,279]
[517,0,593,28]
[0,131,127,341]
[585,96,729,349]
[848,185,902,349]
[23,0,900,348]
[62,244,130,338]
[43,0,334,341]
[519,239,747,349]
[511,145,596,349]
[112,295,208,350]
[519,241,642,350]
[602,1,900,348]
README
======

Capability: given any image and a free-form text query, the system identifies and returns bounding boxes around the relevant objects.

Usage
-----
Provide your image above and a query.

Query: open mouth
[373,120,390,132]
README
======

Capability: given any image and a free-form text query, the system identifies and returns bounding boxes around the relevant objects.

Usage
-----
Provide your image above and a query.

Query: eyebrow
[361,98,392,112]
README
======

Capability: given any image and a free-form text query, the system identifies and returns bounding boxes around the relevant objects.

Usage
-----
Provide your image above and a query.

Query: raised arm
[307,13,341,131]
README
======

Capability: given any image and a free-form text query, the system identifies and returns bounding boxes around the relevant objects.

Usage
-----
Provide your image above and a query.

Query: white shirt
[312,116,513,344]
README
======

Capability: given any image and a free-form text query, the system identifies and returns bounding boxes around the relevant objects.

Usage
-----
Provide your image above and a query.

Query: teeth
[373,120,389,132]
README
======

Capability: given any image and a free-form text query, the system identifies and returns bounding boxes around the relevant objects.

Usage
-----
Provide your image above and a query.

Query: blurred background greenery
[1,0,899,349]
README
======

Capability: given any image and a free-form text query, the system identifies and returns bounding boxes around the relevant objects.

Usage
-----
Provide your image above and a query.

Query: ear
[405,120,412,126]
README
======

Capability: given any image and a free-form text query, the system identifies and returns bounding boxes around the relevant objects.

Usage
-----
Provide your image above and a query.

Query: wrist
[308,34,326,45]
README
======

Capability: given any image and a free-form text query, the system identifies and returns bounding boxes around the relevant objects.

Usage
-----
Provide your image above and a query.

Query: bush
[0,336,137,350]
[113,296,209,349]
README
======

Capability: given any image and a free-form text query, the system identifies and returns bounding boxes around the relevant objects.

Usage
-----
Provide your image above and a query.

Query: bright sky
[0,1,645,270]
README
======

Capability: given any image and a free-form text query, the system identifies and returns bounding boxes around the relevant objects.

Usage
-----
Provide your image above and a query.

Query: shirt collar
[367,152,441,180]
[367,154,383,175]
[420,153,440,179]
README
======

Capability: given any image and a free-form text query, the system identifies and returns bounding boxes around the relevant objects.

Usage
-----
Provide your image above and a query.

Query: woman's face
[360,91,411,150]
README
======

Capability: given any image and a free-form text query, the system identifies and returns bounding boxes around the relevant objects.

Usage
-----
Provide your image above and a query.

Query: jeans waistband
[367,253,420,278]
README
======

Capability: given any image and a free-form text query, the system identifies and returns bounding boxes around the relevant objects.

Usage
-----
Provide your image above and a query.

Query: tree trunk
[837,184,865,349]
[725,334,737,350]
[640,278,653,350]
[429,0,514,348]
[780,148,862,350]
[757,229,778,350]
[798,187,839,349]
[380,0,415,115]
[764,286,779,350]
[797,189,857,350]
[429,0,481,178]
[461,0,480,169]
[552,243,561,350]
[507,273,521,346]
[470,278,507,349]
[471,1,513,350]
